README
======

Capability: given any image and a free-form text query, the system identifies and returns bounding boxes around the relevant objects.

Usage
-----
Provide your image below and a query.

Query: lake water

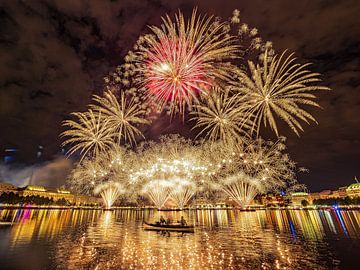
[0,208,359,269]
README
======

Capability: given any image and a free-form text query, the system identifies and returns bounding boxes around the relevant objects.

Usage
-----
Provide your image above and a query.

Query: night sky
[0,0,359,191]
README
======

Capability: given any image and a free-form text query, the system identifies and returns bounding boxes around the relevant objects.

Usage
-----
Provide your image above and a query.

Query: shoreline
[1,205,359,211]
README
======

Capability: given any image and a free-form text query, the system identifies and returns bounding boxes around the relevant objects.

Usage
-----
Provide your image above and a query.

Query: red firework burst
[144,36,212,114]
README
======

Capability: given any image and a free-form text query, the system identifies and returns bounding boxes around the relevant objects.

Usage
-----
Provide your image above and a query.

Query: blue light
[5,148,17,152]
[4,156,14,163]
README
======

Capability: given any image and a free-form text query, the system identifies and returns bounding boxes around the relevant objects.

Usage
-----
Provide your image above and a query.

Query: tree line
[0,192,71,206]
[312,196,360,206]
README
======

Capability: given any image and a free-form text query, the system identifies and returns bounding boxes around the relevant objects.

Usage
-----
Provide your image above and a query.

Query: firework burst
[141,179,172,209]
[61,110,114,160]
[206,137,299,206]
[67,145,131,196]
[91,91,149,145]
[233,49,330,136]
[133,9,238,116]
[191,87,253,145]
[169,178,197,209]
[131,135,213,208]
[66,157,107,195]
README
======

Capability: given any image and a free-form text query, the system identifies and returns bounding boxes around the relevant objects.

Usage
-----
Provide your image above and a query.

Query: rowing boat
[143,221,195,233]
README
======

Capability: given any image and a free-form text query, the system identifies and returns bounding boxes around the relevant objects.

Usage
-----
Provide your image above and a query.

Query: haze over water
[0,209,359,269]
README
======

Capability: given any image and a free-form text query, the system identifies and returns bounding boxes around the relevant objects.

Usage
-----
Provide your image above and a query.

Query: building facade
[346,183,360,198]
[0,182,100,205]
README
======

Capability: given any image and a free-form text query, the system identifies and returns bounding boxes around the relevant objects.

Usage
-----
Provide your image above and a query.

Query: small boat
[237,208,256,212]
[143,221,195,233]
[102,208,115,211]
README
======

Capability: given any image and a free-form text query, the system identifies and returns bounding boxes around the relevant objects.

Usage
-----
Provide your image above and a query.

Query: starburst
[191,87,253,145]
[61,110,114,160]
[90,91,149,145]
[233,49,330,136]
[133,9,238,116]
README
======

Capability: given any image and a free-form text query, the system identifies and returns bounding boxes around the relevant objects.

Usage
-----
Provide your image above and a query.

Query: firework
[66,157,108,195]
[233,49,330,136]
[191,87,252,145]
[141,179,172,209]
[131,135,214,208]
[132,9,238,116]
[105,8,276,119]
[90,91,149,145]
[205,137,300,207]
[94,182,125,209]
[61,110,114,160]
[60,8,324,209]
[169,178,197,209]
[224,137,296,191]
[219,172,263,208]
[67,145,132,197]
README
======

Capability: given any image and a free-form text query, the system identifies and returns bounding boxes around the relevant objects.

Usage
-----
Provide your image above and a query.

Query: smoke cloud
[0,157,73,188]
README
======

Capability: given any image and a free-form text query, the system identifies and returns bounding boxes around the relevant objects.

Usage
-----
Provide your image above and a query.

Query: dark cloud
[0,0,359,191]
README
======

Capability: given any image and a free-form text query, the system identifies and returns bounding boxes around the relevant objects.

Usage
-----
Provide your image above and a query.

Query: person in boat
[166,217,172,225]
[180,216,187,226]
[159,215,166,225]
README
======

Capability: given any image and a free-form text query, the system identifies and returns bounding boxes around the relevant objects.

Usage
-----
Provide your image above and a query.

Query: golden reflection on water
[0,208,359,269]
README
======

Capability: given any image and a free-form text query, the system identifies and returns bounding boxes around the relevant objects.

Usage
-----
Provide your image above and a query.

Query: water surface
[0,208,359,269]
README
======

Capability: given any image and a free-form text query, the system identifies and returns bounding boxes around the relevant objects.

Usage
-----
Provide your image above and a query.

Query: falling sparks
[94,182,124,209]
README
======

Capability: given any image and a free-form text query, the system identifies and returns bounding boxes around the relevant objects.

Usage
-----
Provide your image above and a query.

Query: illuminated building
[18,185,75,203]
[346,183,360,198]
[261,195,285,206]
[290,192,310,206]
[308,184,360,202]
[0,182,18,194]
[0,182,100,205]
[329,186,348,198]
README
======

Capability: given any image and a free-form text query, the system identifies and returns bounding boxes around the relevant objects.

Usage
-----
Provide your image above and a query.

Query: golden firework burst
[191,87,253,145]
[61,110,114,160]
[233,49,330,136]
[91,91,149,145]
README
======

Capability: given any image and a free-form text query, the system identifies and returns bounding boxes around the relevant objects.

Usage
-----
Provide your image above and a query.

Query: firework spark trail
[90,91,149,145]
[168,178,197,209]
[141,179,172,209]
[220,172,263,208]
[94,182,124,209]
